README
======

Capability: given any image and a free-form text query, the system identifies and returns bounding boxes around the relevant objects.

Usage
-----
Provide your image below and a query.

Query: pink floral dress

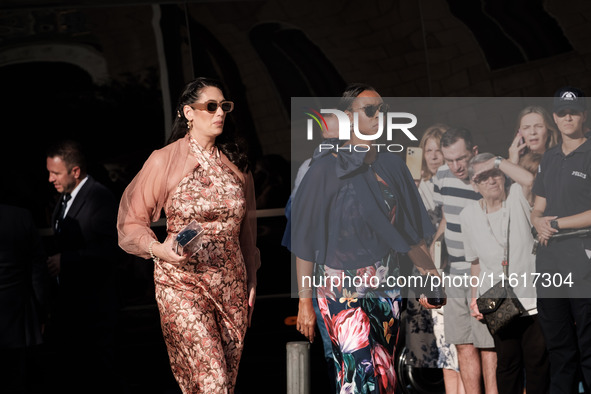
[153,137,248,394]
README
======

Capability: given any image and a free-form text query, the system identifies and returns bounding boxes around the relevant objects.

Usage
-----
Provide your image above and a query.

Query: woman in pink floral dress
[117,78,260,394]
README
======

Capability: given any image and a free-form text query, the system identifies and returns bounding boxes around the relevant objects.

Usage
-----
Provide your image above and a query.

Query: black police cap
[553,86,587,113]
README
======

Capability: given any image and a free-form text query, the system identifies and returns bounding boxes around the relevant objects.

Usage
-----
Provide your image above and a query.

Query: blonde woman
[417,124,447,215]
[508,106,559,164]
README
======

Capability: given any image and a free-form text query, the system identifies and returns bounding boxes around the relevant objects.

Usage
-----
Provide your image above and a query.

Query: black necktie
[55,193,71,231]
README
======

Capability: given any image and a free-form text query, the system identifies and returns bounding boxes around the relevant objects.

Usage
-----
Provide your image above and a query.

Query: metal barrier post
[286,341,310,394]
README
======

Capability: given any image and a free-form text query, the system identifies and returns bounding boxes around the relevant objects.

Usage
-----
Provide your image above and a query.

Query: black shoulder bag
[476,201,526,336]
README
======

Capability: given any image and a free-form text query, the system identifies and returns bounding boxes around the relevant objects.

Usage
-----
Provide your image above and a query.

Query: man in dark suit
[46,140,120,393]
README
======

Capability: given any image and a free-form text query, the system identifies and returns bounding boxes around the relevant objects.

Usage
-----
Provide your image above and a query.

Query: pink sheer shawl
[117,134,260,284]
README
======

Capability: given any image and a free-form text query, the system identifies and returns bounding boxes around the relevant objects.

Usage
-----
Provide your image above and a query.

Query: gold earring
[187,119,193,129]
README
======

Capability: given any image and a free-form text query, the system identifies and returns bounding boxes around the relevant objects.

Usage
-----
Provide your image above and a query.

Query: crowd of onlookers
[286,85,590,394]
[403,86,591,394]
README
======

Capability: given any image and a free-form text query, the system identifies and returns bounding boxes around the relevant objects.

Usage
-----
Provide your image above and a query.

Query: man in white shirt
[46,140,120,394]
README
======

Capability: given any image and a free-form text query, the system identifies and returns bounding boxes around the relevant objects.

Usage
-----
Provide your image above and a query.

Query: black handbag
[476,275,525,335]
[476,204,526,336]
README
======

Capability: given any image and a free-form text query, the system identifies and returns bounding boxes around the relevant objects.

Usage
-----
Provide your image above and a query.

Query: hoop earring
[187,119,193,130]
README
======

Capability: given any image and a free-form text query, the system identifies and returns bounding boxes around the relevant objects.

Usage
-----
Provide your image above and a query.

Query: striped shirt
[432,164,481,274]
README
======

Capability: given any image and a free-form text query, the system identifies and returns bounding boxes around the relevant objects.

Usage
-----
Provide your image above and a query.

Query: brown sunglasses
[191,100,234,113]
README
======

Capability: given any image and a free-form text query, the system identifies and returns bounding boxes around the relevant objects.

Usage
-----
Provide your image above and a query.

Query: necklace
[481,199,509,262]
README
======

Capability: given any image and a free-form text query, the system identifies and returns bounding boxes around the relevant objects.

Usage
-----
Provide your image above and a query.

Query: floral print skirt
[154,236,248,394]
[154,137,250,394]
[316,257,401,394]
[406,266,459,371]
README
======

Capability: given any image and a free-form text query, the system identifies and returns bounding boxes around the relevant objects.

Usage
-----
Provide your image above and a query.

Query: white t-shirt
[459,183,537,314]
[418,178,436,212]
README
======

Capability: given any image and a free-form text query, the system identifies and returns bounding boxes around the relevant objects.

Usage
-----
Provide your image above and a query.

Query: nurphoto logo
[304,108,419,152]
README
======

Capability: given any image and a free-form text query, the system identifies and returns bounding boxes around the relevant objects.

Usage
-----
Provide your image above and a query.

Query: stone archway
[0,43,109,84]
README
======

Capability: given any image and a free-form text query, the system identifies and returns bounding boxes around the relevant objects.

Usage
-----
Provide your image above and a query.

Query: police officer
[531,86,591,393]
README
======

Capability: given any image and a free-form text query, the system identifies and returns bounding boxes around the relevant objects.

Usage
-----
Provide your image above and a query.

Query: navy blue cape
[291,148,434,270]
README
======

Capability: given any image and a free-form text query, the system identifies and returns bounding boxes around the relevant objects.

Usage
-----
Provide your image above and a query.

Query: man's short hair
[47,140,87,175]
[440,127,474,151]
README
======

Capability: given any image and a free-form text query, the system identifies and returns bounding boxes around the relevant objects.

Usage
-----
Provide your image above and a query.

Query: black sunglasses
[192,100,234,113]
[555,109,582,118]
[473,169,504,184]
[353,103,390,118]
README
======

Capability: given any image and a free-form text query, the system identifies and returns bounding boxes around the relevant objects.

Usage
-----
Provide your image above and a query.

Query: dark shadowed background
[1,0,590,393]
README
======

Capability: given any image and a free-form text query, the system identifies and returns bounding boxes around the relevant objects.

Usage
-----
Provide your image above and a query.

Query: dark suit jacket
[49,176,121,391]
[51,176,119,325]
[0,205,46,348]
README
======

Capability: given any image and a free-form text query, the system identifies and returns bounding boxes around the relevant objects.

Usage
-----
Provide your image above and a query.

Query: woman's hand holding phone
[508,131,527,164]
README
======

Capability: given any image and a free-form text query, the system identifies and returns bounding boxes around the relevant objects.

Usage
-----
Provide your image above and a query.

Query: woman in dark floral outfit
[292,84,443,393]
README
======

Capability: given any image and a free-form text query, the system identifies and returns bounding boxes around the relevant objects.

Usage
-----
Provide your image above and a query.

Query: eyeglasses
[555,109,582,118]
[352,103,390,118]
[191,100,234,113]
[473,169,504,184]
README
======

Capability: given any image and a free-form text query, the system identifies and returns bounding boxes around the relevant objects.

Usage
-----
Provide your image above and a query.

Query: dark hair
[168,77,249,172]
[46,140,87,176]
[440,127,474,151]
[337,83,376,111]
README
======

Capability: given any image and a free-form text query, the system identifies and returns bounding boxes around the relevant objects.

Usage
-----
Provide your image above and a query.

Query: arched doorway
[0,61,163,226]
[0,61,95,226]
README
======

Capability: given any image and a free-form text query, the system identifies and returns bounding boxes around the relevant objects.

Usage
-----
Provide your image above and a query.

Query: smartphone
[515,130,525,145]
[406,147,423,180]
[433,240,442,270]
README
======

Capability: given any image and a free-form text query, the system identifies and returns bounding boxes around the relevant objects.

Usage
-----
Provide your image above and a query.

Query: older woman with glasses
[292,83,443,393]
[117,77,260,393]
[460,153,549,394]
